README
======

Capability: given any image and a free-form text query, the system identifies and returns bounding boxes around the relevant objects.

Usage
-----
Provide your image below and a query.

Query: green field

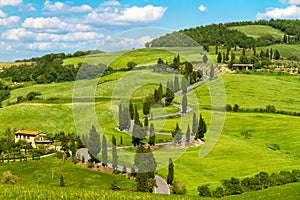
[229,25,284,39]
[2,46,300,199]
[157,111,300,195]
[63,47,208,69]
[257,44,300,58]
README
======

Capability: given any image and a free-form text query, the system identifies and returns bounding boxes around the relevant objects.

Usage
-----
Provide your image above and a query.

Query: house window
[27,136,30,140]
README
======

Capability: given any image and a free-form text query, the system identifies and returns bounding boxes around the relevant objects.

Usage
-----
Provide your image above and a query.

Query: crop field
[0,62,34,68]
[229,25,284,39]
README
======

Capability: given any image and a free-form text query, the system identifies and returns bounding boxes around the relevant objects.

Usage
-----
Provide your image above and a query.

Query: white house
[14,130,52,148]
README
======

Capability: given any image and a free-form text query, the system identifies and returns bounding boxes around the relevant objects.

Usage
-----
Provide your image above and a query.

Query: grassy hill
[229,25,284,39]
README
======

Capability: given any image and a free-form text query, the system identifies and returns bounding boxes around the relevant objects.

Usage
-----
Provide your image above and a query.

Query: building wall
[15,134,36,148]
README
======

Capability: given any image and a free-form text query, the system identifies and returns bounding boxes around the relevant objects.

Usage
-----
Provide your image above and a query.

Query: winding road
[154,175,170,194]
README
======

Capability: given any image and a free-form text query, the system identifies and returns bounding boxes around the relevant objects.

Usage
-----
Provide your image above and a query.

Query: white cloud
[25,3,36,11]
[0,9,6,17]
[44,0,92,13]
[22,17,92,32]
[0,0,22,7]
[198,5,207,12]
[86,5,167,25]
[1,28,104,42]
[280,0,300,5]
[256,5,300,19]
[0,16,20,27]
[101,0,121,7]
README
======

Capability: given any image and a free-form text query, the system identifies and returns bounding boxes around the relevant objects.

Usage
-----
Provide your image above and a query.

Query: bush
[198,184,211,197]
[60,175,65,187]
[233,104,239,112]
[266,105,276,113]
[172,181,186,195]
[111,180,121,190]
[213,186,224,198]
[2,171,18,185]
[225,104,232,111]
[26,92,41,101]
[87,162,94,169]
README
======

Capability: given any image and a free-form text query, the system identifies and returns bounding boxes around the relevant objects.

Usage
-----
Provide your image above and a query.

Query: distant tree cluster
[147,19,300,51]
[198,170,300,198]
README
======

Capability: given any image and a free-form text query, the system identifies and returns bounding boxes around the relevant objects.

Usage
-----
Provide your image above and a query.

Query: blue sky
[0,0,299,61]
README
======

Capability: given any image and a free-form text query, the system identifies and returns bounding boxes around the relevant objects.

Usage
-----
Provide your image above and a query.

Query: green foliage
[111,180,121,190]
[112,135,118,169]
[60,175,65,187]
[167,158,174,185]
[126,61,137,70]
[1,171,18,185]
[185,125,191,142]
[87,125,100,161]
[172,181,186,195]
[195,114,207,140]
[181,94,187,114]
[149,123,155,146]
[197,184,211,197]
[102,135,108,166]
[134,145,157,193]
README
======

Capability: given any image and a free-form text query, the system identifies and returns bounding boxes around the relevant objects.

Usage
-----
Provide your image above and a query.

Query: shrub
[172,181,186,195]
[225,104,232,111]
[266,105,276,113]
[233,104,239,112]
[111,180,121,190]
[26,92,41,101]
[198,184,211,197]
[60,175,65,187]
[2,171,18,185]
[213,186,224,198]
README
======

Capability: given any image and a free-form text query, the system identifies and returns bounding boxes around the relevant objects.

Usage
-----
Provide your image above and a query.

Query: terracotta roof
[14,130,42,136]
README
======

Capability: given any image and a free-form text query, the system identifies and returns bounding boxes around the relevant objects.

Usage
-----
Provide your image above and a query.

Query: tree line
[147,19,300,49]
[198,170,300,198]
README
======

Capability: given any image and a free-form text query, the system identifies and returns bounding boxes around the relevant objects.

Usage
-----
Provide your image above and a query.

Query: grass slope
[157,112,300,195]
[230,25,284,39]
[257,44,300,58]
[0,156,134,190]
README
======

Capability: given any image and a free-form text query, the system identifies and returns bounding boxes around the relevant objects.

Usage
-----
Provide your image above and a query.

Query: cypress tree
[195,114,207,140]
[157,83,163,100]
[88,125,101,161]
[217,52,222,63]
[102,135,108,167]
[143,101,150,116]
[129,101,134,120]
[181,77,188,94]
[192,113,198,135]
[149,123,155,146]
[112,135,118,169]
[119,104,123,130]
[215,45,218,55]
[174,76,179,92]
[182,94,187,114]
[186,125,191,142]
[144,116,149,133]
[165,87,174,106]
[124,107,131,130]
[135,145,157,192]
[167,158,174,185]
